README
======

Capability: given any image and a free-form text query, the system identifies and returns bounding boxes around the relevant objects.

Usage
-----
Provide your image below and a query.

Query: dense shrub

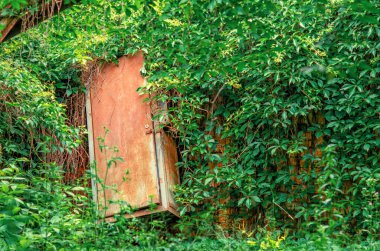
[135,0,380,239]
[0,0,379,249]
[0,61,82,248]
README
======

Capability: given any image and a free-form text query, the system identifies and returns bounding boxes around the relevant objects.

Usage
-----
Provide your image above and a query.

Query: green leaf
[204,177,213,185]
[245,198,252,209]
[252,196,261,203]
[363,144,370,151]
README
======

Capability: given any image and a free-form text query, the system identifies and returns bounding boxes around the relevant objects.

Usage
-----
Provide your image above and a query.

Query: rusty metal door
[88,52,160,217]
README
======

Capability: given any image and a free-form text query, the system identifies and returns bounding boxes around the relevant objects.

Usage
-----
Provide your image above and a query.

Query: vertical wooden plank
[154,132,167,208]
[154,132,180,210]
[162,133,179,209]
[152,99,180,212]
[85,87,98,208]
[0,18,18,43]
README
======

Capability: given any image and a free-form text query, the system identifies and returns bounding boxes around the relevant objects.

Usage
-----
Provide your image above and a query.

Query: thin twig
[273,201,295,221]
[211,84,226,104]
[210,83,226,115]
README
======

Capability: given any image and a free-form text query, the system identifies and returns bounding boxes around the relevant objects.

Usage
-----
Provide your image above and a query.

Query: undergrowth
[0,0,379,250]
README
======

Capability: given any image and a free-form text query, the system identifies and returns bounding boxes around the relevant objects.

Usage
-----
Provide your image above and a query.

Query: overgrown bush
[136,0,380,241]
[0,0,379,250]
[0,60,82,248]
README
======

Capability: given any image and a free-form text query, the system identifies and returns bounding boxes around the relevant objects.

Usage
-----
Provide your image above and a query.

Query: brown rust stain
[90,52,160,217]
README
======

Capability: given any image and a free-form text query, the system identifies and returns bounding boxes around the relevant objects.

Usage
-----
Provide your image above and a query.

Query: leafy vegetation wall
[0,0,379,249]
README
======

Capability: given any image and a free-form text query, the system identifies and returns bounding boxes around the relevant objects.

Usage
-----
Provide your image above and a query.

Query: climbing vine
[0,0,379,249]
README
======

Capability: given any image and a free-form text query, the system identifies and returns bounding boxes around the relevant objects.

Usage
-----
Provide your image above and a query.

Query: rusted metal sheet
[89,52,160,217]
[87,52,180,219]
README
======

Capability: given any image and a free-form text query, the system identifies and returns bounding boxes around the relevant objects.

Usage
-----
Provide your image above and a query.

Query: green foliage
[0,0,379,249]
[0,60,80,158]
[0,0,96,16]
[133,0,380,241]
[0,40,83,249]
